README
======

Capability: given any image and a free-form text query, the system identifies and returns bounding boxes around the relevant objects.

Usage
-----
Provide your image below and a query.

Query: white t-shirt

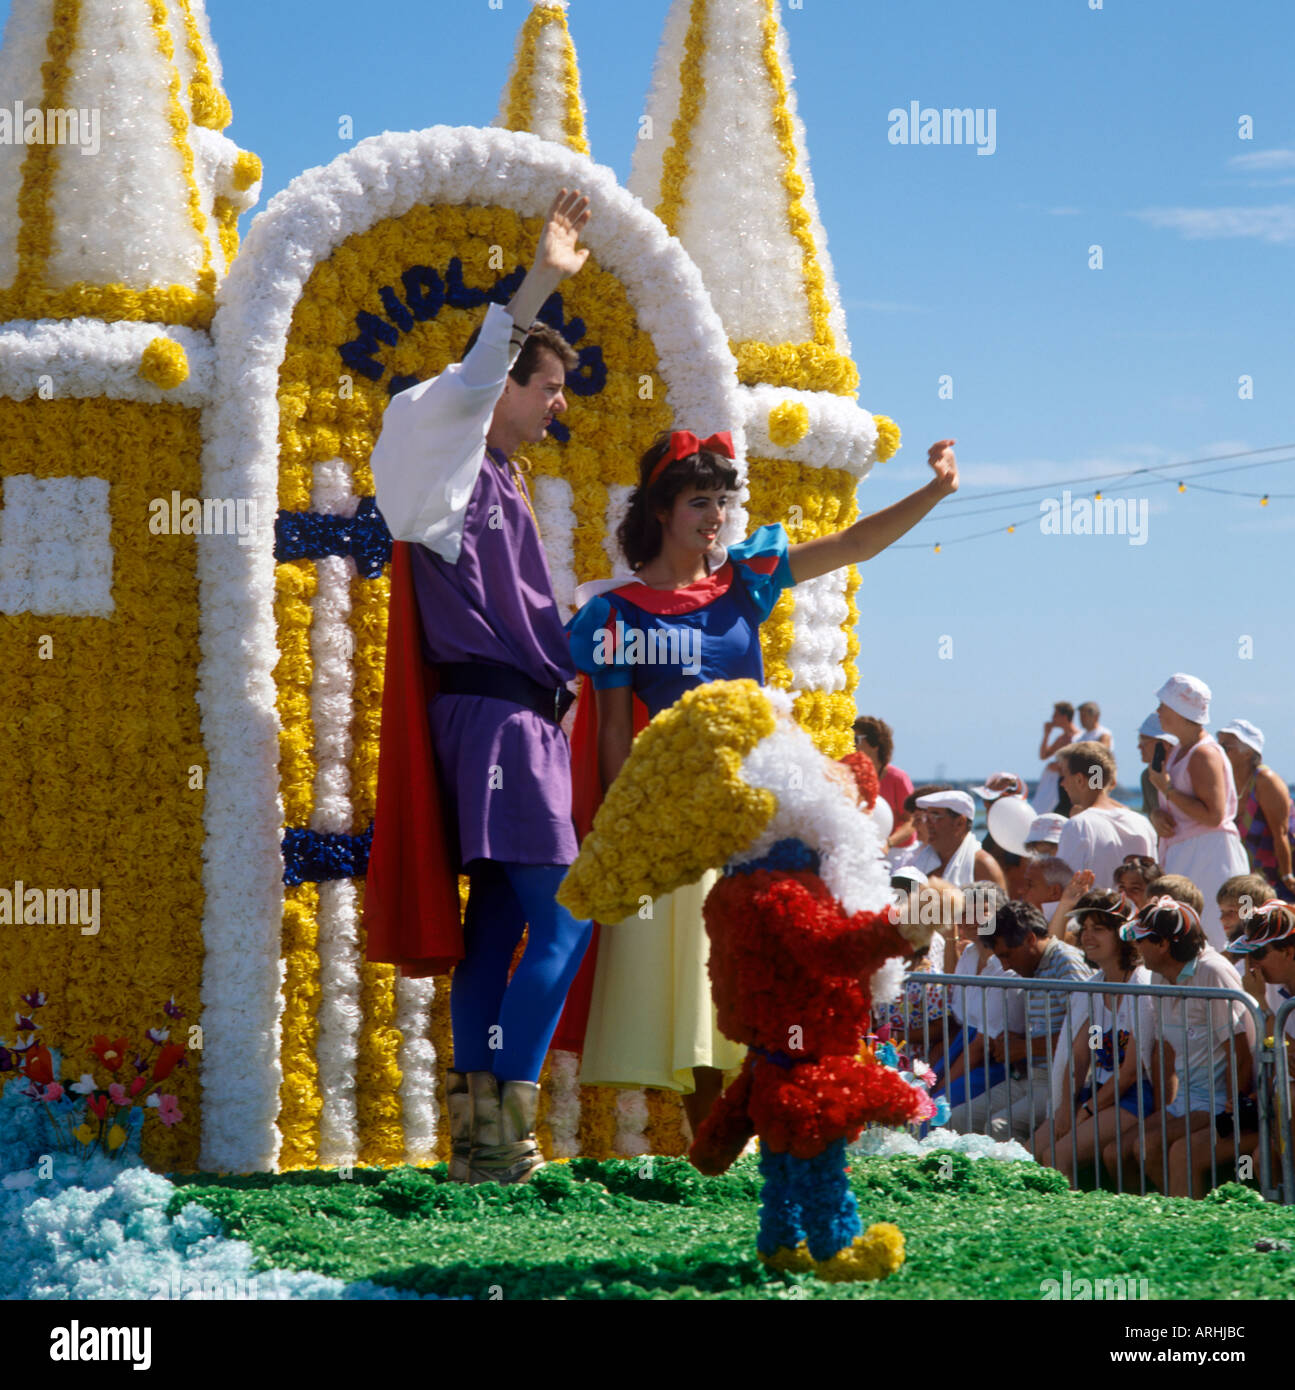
[949,946,1025,1038]
[1151,947,1256,1114]
[1056,804,1158,887]
[1065,965,1153,1087]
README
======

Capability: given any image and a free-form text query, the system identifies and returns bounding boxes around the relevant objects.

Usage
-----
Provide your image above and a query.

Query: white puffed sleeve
[369,302,520,561]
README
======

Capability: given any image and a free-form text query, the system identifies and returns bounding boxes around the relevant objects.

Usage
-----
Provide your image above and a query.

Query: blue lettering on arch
[337,258,607,421]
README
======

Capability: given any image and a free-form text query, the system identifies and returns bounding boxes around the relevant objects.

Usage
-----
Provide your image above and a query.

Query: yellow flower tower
[629,0,900,758]
[0,0,259,1170]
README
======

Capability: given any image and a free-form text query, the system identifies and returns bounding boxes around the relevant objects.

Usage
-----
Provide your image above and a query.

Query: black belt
[436,662,575,726]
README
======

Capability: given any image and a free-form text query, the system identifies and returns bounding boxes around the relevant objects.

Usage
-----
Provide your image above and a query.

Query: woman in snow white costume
[556,429,960,1131]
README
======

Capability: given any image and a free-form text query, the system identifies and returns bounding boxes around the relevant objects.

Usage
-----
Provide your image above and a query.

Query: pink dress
[1159,735,1249,950]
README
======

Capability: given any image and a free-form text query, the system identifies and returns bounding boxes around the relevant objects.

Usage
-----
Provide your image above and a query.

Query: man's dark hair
[462,318,578,384]
[985,899,1048,948]
[981,832,1022,871]
[616,432,740,571]
[903,782,952,815]
[1053,701,1075,720]
[1136,899,1207,963]
[852,716,894,770]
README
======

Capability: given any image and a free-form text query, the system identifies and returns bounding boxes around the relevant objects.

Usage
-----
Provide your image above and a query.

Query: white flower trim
[613,1087,652,1158]
[531,474,577,618]
[602,483,633,575]
[396,975,440,1165]
[735,699,891,919]
[310,460,361,1166]
[200,124,742,1171]
[786,571,849,694]
[740,383,879,477]
[0,0,56,289]
[0,320,214,405]
[546,1049,582,1158]
[0,473,113,617]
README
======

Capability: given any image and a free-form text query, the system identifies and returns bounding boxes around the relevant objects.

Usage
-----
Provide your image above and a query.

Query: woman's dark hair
[1073,890,1140,971]
[616,433,740,571]
[1053,702,1075,720]
[1114,857,1161,889]
[852,715,894,770]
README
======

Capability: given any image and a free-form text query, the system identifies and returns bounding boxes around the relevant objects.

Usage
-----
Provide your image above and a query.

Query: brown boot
[467,1073,545,1185]
[445,1070,472,1183]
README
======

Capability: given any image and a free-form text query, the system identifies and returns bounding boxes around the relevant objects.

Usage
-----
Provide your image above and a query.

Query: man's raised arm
[370,189,591,557]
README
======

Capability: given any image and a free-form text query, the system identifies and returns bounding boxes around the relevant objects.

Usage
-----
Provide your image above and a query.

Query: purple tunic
[410,447,578,868]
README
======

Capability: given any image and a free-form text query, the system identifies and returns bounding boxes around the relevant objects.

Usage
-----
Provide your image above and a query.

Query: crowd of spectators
[851,672,1295,1199]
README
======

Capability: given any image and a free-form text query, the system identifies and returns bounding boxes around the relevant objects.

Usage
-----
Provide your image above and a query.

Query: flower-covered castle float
[0,0,901,1175]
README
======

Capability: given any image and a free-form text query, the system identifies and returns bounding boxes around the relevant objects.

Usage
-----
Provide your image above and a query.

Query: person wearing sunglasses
[1112,855,1162,910]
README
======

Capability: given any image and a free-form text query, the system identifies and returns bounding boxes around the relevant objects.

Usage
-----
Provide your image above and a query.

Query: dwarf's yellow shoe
[812,1223,906,1283]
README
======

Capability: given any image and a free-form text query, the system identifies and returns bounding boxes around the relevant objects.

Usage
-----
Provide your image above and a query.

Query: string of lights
[887,444,1295,551]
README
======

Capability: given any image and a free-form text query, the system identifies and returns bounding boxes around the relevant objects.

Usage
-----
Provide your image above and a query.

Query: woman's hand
[928,439,959,496]
[1147,767,1171,794]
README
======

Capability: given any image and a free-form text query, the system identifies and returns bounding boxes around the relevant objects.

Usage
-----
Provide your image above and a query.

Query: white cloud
[1227,149,1295,172]
[1134,204,1295,244]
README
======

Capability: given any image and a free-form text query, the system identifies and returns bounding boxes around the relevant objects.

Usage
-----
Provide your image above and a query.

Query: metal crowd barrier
[882,970,1289,1203]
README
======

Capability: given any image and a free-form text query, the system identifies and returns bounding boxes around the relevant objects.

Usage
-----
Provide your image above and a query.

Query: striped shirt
[1026,937,1096,1038]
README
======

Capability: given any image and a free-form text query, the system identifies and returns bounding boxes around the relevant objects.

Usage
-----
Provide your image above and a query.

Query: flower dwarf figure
[560,680,932,1282]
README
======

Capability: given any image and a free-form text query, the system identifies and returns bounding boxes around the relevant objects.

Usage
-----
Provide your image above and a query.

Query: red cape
[362,540,464,977]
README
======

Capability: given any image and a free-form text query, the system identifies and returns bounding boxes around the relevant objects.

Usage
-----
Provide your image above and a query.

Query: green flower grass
[169,1154,1295,1301]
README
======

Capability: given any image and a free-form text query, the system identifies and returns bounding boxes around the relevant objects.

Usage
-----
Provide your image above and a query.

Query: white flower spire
[629,0,854,391]
[496,1,591,156]
[0,0,260,327]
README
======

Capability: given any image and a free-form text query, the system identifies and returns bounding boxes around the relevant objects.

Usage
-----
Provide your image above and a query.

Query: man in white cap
[912,789,1005,889]
[1136,712,1178,818]
[1217,719,1295,902]
[1053,741,1158,889]
[1145,673,1250,950]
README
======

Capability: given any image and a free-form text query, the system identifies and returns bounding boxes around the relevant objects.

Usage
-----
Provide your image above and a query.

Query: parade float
[0,0,897,1175]
[4,0,1291,1305]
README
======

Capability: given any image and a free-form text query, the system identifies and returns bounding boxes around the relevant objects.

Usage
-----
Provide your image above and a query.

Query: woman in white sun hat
[1145,674,1249,950]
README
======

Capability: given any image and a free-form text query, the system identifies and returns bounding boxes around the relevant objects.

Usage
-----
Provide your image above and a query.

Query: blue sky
[7,0,1291,782]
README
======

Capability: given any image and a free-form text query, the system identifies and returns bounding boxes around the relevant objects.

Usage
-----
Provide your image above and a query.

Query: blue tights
[449,860,592,1083]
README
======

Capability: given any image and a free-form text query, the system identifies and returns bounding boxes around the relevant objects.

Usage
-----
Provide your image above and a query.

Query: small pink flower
[911,1091,937,1122]
[42,1083,64,1102]
[156,1094,183,1128]
[108,1083,129,1106]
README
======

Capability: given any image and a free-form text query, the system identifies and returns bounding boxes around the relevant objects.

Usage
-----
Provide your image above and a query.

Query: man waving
[366,190,593,1185]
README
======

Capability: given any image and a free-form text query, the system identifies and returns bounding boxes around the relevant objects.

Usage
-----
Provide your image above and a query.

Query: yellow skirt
[577,869,747,1093]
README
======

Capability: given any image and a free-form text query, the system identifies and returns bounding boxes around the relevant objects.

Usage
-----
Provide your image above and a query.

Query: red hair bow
[648,430,735,487]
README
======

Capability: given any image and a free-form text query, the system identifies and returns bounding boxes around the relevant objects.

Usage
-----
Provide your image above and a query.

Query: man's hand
[928,439,958,496]
[536,188,591,281]
[1150,808,1176,837]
